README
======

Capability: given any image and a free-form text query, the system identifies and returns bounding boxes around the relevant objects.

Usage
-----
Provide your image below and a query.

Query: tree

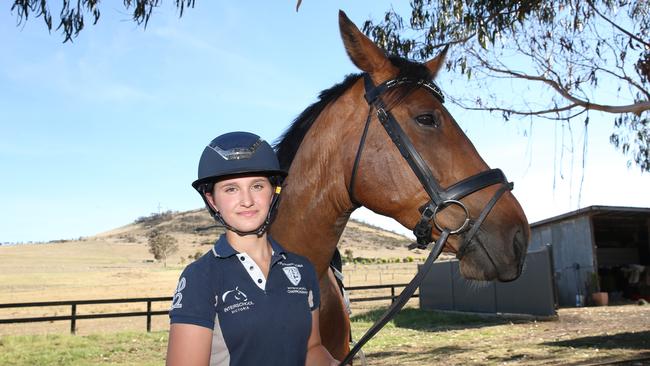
[147,229,178,267]
[11,0,195,43]
[343,248,354,263]
[362,0,649,171]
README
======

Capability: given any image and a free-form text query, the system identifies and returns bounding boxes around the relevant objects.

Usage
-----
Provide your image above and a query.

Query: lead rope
[338,229,451,366]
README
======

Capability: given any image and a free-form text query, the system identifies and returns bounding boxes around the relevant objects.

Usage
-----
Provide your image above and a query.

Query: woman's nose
[240,190,254,206]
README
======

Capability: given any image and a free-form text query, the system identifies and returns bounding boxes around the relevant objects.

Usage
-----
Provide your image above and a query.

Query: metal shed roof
[530,205,650,229]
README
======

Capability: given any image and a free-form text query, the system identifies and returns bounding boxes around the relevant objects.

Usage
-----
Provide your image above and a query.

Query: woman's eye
[415,113,440,128]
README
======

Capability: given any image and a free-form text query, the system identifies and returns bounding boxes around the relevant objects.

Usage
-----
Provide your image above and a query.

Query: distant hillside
[93,208,430,260]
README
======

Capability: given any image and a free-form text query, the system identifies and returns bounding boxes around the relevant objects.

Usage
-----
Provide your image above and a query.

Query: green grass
[0,332,168,366]
[351,307,504,330]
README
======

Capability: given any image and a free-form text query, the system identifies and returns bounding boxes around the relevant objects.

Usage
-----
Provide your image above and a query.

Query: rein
[340,74,513,365]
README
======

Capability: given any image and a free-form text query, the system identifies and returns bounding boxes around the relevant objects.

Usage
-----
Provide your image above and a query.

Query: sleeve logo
[170,277,186,310]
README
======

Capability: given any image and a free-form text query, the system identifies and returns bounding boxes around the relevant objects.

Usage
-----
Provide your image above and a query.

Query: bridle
[349,74,513,256]
[340,74,514,365]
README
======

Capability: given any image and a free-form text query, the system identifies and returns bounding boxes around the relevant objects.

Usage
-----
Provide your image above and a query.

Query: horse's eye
[415,114,440,128]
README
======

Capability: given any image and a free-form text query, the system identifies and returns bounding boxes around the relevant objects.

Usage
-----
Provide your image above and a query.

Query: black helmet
[192,131,286,190]
[192,131,286,236]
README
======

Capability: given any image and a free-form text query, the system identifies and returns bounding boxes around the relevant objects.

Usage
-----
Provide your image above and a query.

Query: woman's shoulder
[282,250,310,263]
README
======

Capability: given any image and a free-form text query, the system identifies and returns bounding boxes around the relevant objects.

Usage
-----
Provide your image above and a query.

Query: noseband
[348,74,513,258]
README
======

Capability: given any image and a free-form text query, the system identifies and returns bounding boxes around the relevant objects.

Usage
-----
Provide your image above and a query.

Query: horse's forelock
[389,56,434,80]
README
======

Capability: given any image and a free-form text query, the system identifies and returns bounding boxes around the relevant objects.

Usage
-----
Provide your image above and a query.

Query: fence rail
[0,284,417,334]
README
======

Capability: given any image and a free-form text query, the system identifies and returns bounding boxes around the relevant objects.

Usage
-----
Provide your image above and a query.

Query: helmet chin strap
[208,186,282,237]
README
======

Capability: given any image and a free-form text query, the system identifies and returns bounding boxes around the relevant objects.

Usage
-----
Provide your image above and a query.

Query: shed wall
[419,246,556,316]
[530,215,595,307]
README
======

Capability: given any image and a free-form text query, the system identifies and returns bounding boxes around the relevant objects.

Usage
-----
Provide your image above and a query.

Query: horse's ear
[339,10,396,77]
[424,45,449,79]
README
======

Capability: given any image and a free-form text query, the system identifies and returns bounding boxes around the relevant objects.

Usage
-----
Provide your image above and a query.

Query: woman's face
[206,176,273,233]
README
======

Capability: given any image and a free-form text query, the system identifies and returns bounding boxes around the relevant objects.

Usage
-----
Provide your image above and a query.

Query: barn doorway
[593,215,650,302]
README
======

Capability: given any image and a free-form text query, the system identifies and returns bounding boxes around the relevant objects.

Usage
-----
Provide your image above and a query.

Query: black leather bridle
[349,74,513,255]
[340,74,514,365]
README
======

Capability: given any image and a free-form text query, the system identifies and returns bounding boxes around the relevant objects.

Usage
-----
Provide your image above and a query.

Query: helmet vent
[208,138,263,161]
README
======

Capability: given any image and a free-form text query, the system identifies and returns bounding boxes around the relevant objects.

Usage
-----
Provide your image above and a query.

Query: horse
[271,11,530,361]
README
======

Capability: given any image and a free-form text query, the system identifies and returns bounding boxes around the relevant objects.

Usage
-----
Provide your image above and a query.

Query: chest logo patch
[283,266,301,286]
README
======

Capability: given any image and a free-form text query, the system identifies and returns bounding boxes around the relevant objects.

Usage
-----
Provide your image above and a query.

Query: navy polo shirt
[169,235,320,366]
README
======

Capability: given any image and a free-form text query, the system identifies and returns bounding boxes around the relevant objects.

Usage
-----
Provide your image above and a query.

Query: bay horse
[271,11,530,361]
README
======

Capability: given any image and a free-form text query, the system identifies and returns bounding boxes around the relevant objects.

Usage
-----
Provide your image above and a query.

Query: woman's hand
[306,309,340,366]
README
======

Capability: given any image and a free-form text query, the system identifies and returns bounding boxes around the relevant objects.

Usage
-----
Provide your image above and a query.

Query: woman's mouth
[238,210,258,217]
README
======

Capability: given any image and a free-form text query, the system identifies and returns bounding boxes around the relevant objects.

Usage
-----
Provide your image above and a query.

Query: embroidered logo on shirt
[221,286,254,315]
[222,286,248,302]
[170,277,186,310]
[283,266,301,286]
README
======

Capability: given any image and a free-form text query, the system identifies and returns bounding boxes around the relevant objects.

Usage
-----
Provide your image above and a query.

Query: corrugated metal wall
[530,215,595,307]
[419,246,556,316]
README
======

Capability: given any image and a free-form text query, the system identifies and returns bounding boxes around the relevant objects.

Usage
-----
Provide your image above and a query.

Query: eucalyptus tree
[11,0,195,42]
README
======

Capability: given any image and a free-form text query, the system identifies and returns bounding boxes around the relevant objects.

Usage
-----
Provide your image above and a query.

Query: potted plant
[589,272,609,306]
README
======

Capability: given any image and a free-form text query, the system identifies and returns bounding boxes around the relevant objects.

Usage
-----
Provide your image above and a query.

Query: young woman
[166,132,338,366]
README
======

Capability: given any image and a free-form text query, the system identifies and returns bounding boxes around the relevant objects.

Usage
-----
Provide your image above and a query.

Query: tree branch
[586,0,650,48]
[469,50,650,116]
[450,95,585,119]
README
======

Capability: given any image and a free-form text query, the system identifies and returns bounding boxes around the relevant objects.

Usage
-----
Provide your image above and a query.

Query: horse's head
[337,11,529,281]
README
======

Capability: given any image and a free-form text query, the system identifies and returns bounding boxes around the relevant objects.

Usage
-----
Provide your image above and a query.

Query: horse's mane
[274,56,433,171]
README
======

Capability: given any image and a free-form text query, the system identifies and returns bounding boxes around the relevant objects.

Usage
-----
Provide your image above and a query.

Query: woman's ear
[204,192,219,213]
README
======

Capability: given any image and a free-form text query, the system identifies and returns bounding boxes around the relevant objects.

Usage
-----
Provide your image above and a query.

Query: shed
[529,205,650,307]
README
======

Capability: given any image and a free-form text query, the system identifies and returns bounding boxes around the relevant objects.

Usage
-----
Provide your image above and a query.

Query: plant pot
[591,292,609,306]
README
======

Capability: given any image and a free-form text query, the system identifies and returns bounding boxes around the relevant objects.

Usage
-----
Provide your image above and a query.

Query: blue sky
[1,2,649,243]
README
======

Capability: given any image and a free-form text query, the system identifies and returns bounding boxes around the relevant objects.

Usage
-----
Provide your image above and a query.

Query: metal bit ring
[433,200,470,234]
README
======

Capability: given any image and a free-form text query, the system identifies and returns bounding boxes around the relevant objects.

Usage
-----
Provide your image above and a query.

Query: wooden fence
[0,283,417,334]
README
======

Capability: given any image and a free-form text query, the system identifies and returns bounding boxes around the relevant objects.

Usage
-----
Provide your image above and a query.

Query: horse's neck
[272,104,360,276]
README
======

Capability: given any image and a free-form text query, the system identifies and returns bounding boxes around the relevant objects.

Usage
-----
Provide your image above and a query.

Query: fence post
[147,300,152,332]
[391,286,396,304]
[70,303,77,334]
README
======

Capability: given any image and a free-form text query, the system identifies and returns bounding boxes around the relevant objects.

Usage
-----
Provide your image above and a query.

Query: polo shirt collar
[268,236,288,262]
[212,235,238,258]
[211,234,288,261]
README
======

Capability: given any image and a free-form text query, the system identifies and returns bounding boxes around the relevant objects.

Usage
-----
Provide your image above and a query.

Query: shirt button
[249,266,254,270]
[257,279,263,284]
[240,256,245,261]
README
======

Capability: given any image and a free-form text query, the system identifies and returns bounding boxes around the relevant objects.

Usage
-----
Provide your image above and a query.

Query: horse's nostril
[512,229,528,272]
[513,231,523,259]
